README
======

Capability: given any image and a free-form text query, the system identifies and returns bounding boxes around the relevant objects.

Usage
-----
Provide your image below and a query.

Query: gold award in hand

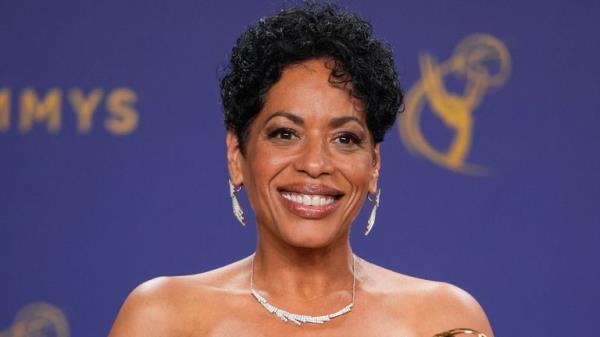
[433,328,487,337]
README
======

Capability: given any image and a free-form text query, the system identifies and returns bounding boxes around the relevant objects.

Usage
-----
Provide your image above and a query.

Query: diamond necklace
[249,254,356,326]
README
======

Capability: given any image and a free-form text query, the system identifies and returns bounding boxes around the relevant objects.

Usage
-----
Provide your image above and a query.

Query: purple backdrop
[1,1,599,336]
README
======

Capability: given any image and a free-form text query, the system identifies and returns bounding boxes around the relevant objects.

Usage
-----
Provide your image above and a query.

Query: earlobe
[226,131,244,186]
[369,144,381,194]
[369,171,380,195]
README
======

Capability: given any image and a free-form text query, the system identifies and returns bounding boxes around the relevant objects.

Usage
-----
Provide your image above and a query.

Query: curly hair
[220,1,403,153]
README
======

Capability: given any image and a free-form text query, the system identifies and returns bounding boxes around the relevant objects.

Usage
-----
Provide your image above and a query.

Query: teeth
[281,192,335,206]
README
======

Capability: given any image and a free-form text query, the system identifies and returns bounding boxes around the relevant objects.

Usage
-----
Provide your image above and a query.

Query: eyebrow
[263,111,365,129]
[328,116,366,129]
[263,111,304,126]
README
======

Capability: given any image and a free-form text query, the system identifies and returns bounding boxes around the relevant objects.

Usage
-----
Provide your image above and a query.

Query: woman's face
[227,58,380,248]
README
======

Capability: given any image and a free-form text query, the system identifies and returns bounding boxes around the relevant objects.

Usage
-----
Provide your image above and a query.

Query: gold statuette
[433,328,487,337]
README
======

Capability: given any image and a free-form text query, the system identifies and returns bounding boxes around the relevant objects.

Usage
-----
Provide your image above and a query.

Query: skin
[108,58,494,337]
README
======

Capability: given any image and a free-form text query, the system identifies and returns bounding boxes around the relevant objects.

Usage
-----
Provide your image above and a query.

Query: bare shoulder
[108,276,214,337]
[359,258,494,337]
[414,280,494,336]
[108,256,252,337]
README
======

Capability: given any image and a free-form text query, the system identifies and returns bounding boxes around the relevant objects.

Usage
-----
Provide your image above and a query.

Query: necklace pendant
[251,288,354,326]
[249,254,357,326]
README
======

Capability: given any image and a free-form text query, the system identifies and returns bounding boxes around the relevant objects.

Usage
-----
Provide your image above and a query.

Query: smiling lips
[281,192,335,206]
[278,184,343,219]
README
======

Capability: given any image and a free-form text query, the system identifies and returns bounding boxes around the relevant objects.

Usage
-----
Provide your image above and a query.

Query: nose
[293,136,334,178]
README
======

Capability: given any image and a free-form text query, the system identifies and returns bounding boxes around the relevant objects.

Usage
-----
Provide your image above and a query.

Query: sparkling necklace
[250,254,356,326]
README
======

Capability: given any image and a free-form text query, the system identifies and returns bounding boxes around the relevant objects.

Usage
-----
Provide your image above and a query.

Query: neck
[251,237,355,300]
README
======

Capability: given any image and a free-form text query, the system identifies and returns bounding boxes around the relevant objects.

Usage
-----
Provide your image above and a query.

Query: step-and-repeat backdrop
[1,1,598,336]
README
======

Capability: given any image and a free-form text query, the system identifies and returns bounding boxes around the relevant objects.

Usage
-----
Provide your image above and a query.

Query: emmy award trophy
[433,328,487,337]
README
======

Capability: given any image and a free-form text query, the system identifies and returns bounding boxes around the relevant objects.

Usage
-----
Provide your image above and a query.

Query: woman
[109,3,494,337]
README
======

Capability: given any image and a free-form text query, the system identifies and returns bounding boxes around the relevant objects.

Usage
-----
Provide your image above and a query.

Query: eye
[335,132,363,146]
[267,127,298,140]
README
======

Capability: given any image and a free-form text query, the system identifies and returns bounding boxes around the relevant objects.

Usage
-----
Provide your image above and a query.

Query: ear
[369,143,381,194]
[226,130,244,186]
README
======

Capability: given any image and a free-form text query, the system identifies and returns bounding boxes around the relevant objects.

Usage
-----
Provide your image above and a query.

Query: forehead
[258,58,365,122]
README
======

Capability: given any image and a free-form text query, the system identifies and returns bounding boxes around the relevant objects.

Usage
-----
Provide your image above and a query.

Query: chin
[277,220,346,249]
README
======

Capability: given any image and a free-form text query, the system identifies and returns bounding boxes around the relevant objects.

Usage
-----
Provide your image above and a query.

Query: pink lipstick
[277,183,343,219]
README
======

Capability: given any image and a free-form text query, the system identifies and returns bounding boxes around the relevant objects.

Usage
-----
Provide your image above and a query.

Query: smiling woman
[229,59,379,250]
[108,2,494,337]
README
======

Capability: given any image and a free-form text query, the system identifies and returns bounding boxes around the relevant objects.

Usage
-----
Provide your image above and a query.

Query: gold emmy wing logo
[0,302,69,337]
[399,33,511,174]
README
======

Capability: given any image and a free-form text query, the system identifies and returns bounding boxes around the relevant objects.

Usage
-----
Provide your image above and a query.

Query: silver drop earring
[229,179,246,226]
[364,188,381,236]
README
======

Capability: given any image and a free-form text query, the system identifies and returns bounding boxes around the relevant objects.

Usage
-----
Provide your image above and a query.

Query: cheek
[242,142,286,201]
[337,155,374,189]
[248,141,288,177]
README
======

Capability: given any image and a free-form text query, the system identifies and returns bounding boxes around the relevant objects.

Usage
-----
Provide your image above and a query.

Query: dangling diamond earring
[364,188,381,236]
[229,179,246,226]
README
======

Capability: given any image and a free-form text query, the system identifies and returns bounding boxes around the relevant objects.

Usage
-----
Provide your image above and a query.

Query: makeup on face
[237,58,379,247]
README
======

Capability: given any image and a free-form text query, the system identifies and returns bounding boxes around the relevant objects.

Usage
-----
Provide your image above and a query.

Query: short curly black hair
[220,1,403,154]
